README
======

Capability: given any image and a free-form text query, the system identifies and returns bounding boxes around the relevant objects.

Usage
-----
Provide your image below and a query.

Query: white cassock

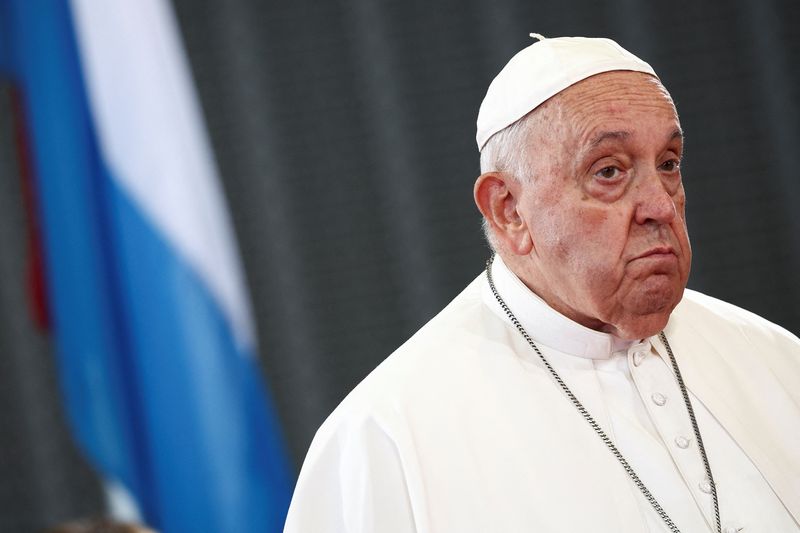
[284,256,800,532]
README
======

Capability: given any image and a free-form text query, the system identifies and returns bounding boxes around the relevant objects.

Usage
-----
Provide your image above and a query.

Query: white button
[675,436,691,449]
[651,392,667,406]
[632,350,646,366]
[699,478,713,494]
[723,527,742,533]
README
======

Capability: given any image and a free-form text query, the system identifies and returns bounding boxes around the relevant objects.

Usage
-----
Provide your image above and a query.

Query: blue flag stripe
[109,175,293,531]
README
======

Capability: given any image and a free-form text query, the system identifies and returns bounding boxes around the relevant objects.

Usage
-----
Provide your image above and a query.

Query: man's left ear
[473,172,533,255]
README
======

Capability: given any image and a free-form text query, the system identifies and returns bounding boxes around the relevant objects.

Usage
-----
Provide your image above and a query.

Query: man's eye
[660,159,680,172]
[595,166,620,180]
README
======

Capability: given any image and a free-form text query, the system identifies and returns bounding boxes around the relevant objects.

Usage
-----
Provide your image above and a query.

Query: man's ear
[474,172,533,255]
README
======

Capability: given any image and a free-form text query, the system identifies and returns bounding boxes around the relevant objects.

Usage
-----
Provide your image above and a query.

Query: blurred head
[474,70,691,339]
[43,517,157,533]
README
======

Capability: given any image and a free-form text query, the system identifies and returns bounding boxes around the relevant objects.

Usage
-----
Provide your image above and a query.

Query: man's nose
[633,173,677,226]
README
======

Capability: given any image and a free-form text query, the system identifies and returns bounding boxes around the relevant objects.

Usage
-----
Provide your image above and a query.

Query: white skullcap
[476,34,657,151]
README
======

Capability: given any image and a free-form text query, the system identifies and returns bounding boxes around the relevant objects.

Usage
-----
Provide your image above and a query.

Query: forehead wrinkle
[560,77,680,155]
[559,72,677,127]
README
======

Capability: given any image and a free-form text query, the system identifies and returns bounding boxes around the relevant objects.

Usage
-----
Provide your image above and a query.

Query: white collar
[482,255,635,360]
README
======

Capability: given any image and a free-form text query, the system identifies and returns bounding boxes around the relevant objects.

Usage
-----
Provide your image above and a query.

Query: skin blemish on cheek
[576,203,609,224]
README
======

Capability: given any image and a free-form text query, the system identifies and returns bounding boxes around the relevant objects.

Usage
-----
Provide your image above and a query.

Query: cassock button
[699,478,713,494]
[651,392,667,406]
[632,350,647,366]
[675,436,691,449]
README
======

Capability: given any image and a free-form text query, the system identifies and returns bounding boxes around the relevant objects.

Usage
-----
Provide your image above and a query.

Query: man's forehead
[523,70,671,122]
[523,74,684,169]
[557,70,674,109]
[554,71,680,135]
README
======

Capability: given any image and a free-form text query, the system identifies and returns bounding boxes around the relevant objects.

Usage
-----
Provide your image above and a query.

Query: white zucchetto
[476,34,657,151]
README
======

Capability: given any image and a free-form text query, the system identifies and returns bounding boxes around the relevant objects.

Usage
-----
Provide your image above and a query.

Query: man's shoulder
[675,288,799,347]
[343,271,504,397]
[313,270,514,435]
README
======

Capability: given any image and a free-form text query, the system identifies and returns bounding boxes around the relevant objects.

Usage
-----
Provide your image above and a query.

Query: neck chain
[486,255,720,533]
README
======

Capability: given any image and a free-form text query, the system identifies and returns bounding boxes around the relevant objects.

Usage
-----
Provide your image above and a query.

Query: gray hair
[477,111,537,250]
[477,97,563,250]
[479,113,535,178]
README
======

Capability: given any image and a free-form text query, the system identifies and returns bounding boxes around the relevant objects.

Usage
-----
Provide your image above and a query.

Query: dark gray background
[0,0,798,530]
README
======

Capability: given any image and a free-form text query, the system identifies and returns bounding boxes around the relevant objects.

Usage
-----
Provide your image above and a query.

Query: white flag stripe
[69,0,256,349]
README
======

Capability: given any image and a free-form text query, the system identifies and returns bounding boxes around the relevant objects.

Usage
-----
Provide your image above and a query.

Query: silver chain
[485,255,720,533]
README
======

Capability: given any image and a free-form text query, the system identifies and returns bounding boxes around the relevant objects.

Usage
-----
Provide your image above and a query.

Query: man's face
[514,71,691,339]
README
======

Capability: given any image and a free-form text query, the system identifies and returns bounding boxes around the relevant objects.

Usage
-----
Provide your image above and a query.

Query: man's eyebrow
[582,128,684,159]
[588,130,630,149]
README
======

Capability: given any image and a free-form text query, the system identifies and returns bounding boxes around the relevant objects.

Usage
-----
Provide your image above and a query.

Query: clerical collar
[482,255,635,360]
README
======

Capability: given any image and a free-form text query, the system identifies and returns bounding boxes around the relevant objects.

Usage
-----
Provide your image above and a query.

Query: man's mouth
[635,245,676,260]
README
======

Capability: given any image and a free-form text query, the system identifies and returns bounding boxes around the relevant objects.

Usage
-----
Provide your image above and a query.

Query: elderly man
[283,36,800,533]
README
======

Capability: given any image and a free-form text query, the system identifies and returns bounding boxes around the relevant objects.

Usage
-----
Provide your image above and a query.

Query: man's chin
[633,274,684,308]
[610,283,684,339]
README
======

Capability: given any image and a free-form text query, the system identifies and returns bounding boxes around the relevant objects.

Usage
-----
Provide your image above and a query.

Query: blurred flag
[0,1,294,532]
